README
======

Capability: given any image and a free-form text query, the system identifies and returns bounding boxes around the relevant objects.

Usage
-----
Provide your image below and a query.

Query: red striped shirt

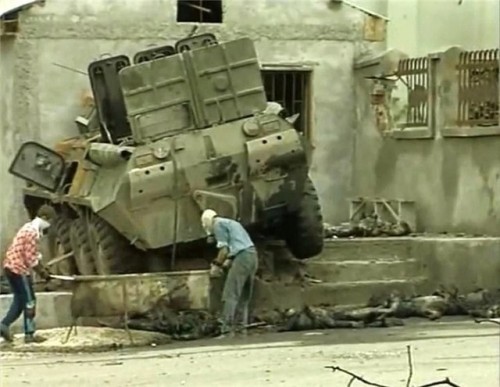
[3,223,40,276]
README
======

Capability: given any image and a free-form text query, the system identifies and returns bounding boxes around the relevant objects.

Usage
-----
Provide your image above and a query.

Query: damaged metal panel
[9,141,66,192]
[186,37,268,126]
[119,54,199,143]
[246,128,305,177]
[88,55,132,143]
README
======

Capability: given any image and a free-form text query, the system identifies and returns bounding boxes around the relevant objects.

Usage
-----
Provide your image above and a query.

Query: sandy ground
[0,318,499,386]
[0,327,170,353]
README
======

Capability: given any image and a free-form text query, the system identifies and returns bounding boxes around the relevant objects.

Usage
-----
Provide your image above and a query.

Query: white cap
[201,209,218,235]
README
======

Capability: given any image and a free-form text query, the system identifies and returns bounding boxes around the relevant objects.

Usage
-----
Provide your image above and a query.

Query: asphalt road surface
[1,318,499,386]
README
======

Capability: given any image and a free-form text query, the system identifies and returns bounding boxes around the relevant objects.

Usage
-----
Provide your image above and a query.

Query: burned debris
[324,215,412,239]
[128,306,221,341]
[272,287,500,333]
[324,198,415,239]
[124,287,500,340]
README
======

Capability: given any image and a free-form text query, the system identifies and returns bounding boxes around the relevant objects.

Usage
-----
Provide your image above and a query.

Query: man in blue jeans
[201,209,259,335]
[0,205,53,343]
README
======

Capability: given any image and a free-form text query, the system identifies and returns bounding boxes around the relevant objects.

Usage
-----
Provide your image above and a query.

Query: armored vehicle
[9,34,324,276]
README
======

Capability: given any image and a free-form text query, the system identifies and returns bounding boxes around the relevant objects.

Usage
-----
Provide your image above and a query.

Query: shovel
[49,274,75,281]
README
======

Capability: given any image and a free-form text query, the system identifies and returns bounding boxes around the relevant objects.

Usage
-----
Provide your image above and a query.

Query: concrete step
[305,259,423,283]
[254,277,429,310]
[304,277,428,307]
[316,238,413,262]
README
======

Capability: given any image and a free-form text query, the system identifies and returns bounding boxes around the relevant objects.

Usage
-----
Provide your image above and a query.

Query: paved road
[1,318,499,386]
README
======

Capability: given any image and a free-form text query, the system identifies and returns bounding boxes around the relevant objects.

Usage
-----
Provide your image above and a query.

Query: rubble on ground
[127,299,222,340]
[0,327,170,353]
[125,287,500,338]
[324,214,412,239]
[269,287,500,332]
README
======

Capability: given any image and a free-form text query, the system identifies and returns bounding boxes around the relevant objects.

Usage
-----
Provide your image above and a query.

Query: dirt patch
[0,327,170,353]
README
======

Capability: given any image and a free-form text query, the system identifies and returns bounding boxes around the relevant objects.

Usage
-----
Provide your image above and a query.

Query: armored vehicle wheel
[88,216,136,275]
[70,218,97,275]
[283,176,324,260]
[48,217,78,276]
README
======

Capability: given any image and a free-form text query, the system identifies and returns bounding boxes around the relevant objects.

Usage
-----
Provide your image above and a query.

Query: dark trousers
[221,248,258,332]
[1,268,36,335]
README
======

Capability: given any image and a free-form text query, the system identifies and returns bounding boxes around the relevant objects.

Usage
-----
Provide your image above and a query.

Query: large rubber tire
[87,216,137,275]
[49,217,78,276]
[283,176,324,260]
[70,218,97,275]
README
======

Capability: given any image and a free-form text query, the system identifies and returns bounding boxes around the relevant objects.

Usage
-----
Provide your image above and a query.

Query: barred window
[457,49,499,127]
[396,57,430,128]
[177,0,223,23]
[261,70,312,137]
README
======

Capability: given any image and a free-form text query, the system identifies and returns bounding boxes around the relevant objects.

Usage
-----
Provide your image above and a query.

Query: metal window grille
[397,57,430,128]
[177,0,222,23]
[457,49,499,127]
[1,11,20,35]
[261,70,311,135]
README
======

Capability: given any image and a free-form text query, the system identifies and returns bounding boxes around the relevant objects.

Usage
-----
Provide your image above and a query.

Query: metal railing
[397,57,430,128]
[457,49,499,127]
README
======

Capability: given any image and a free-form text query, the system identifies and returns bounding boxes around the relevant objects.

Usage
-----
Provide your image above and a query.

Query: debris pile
[126,287,500,339]
[266,287,500,332]
[128,298,221,340]
[324,214,412,239]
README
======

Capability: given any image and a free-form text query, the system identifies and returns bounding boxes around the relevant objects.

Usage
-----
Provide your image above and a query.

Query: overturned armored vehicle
[9,34,324,276]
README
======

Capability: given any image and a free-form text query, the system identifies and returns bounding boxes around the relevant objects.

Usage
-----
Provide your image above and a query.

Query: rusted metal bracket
[349,197,416,231]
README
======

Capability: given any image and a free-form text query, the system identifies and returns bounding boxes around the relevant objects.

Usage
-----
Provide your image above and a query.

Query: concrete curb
[0,292,72,333]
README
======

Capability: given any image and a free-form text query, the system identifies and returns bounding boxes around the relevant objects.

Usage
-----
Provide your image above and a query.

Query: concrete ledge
[390,127,434,139]
[414,238,500,293]
[320,237,500,293]
[0,292,72,333]
[441,125,500,138]
[253,277,429,310]
[307,259,422,282]
[318,238,413,261]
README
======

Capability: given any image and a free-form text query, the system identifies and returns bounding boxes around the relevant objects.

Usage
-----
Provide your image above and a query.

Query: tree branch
[325,366,390,387]
[418,378,461,387]
[406,345,413,387]
[326,346,462,387]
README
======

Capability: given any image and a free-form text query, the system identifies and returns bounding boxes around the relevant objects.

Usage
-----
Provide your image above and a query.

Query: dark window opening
[61,162,79,194]
[261,70,312,137]
[1,11,20,35]
[177,0,223,23]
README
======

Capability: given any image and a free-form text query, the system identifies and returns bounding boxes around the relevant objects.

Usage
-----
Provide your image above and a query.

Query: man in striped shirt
[0,205,54,344]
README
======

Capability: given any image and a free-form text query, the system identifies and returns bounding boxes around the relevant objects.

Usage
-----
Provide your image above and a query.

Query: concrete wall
[352,0,500,235]
[0,0,388,253]
[387,0,500,55]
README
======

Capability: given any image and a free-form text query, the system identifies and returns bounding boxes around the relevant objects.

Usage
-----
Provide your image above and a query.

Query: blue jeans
[1,268,36,335]
[221,248,258,333]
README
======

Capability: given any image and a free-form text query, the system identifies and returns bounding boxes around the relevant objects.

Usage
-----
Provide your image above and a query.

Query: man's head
[35,205,56,232]
[201,209,218,235]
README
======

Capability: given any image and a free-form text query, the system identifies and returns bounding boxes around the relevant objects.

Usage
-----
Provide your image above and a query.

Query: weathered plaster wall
[0,0,386,252]
[352,0,500,235]
[387,0,500,56]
